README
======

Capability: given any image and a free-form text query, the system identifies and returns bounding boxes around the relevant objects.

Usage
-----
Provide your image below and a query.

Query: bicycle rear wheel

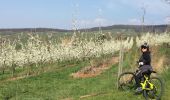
[143,77,164,100]
[118,72,136,91]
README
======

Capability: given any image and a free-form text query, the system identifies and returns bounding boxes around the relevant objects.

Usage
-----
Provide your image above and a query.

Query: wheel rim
[151,77,163,99]
[144,77,163,99]
[118,72,135,91]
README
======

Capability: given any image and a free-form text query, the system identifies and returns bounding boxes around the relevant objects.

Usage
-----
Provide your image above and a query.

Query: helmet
[141,42,149,50]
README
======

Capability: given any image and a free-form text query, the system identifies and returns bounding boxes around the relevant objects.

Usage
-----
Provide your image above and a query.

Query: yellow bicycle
[118,71,164,100]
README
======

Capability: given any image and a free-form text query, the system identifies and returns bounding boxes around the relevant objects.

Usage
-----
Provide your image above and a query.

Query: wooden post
[117,34,124,89]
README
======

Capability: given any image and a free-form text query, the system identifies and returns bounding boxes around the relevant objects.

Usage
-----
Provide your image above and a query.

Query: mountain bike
[118,70,164,100]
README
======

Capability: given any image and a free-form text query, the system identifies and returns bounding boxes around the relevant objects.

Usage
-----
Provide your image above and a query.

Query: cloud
[164,0,170,4]
[128,18,141,25]
[78,18,114,29]
[121,0,170,15]
[165,16,170,24]
[94,18,108,25]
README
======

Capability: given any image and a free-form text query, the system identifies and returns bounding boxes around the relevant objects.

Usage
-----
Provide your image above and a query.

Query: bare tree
[141,6,146,33]
[162,0,170,31]
[98,8,103,35]
[71,3,79,43]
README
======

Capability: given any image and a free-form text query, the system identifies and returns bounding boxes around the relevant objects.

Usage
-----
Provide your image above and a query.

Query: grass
[0,59,145,100]
[162,68,170,100]
[158,43,170,100]
[0,44,169,100]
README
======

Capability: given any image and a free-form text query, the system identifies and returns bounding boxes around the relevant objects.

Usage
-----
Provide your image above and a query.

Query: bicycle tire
[118,72,136,91]
[143,77,164,100]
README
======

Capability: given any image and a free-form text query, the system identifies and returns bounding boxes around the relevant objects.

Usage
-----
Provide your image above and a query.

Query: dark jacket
[135,51,152,87]
[139,51,151,65]
[137,51,153,77]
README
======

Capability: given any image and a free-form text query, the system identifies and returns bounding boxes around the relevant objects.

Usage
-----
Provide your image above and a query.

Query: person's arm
[138,55,144,66]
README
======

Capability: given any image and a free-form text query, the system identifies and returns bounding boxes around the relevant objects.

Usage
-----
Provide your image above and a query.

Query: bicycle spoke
[118,72,135,91]
[154,94,159,97]
[144,77,163,100]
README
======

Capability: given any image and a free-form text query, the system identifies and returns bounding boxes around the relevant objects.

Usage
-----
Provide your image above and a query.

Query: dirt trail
[71,56,119,78]
[0,63,78,83]
[151,46,166,73]
[80,92,109,99]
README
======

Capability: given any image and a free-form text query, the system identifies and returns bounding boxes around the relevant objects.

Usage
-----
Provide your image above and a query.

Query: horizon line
[0,24,169,30]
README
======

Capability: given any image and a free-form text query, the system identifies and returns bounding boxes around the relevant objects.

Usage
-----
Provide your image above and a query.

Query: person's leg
[135,72,141,88]
[141,65,152,78]
[135,70,143,94]
[142,70,151,82]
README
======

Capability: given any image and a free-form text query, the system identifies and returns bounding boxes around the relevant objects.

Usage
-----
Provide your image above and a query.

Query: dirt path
[0,63,77,83]
[71,56,119,78]
[80,92,109,99]
[151,46,166,73]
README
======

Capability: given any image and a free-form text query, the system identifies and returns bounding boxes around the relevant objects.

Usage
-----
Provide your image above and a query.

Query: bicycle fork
[140,75,154,90]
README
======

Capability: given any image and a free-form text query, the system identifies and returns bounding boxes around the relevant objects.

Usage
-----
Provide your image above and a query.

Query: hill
[0,25,169,34]
[89,24,170,33]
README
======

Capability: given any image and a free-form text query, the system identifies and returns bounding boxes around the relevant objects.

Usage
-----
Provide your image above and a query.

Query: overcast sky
[0,0,170,29]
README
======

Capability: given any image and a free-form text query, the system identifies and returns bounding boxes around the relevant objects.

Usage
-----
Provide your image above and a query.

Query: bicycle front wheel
[143,77,164,100]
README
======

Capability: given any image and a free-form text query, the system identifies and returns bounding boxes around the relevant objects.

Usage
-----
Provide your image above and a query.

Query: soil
[71,56,119,78]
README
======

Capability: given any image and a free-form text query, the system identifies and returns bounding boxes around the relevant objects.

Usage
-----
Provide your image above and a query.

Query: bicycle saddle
[151,70,157,73]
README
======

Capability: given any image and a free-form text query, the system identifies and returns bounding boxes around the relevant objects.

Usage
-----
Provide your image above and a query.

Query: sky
[0,0,170,29]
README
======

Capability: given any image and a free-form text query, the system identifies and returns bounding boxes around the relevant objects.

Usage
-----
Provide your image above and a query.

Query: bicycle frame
[140,75,154,91]
[118,71,163,100]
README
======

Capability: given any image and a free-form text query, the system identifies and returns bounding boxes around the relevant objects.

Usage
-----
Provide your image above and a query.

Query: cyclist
[135,42,153,93]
